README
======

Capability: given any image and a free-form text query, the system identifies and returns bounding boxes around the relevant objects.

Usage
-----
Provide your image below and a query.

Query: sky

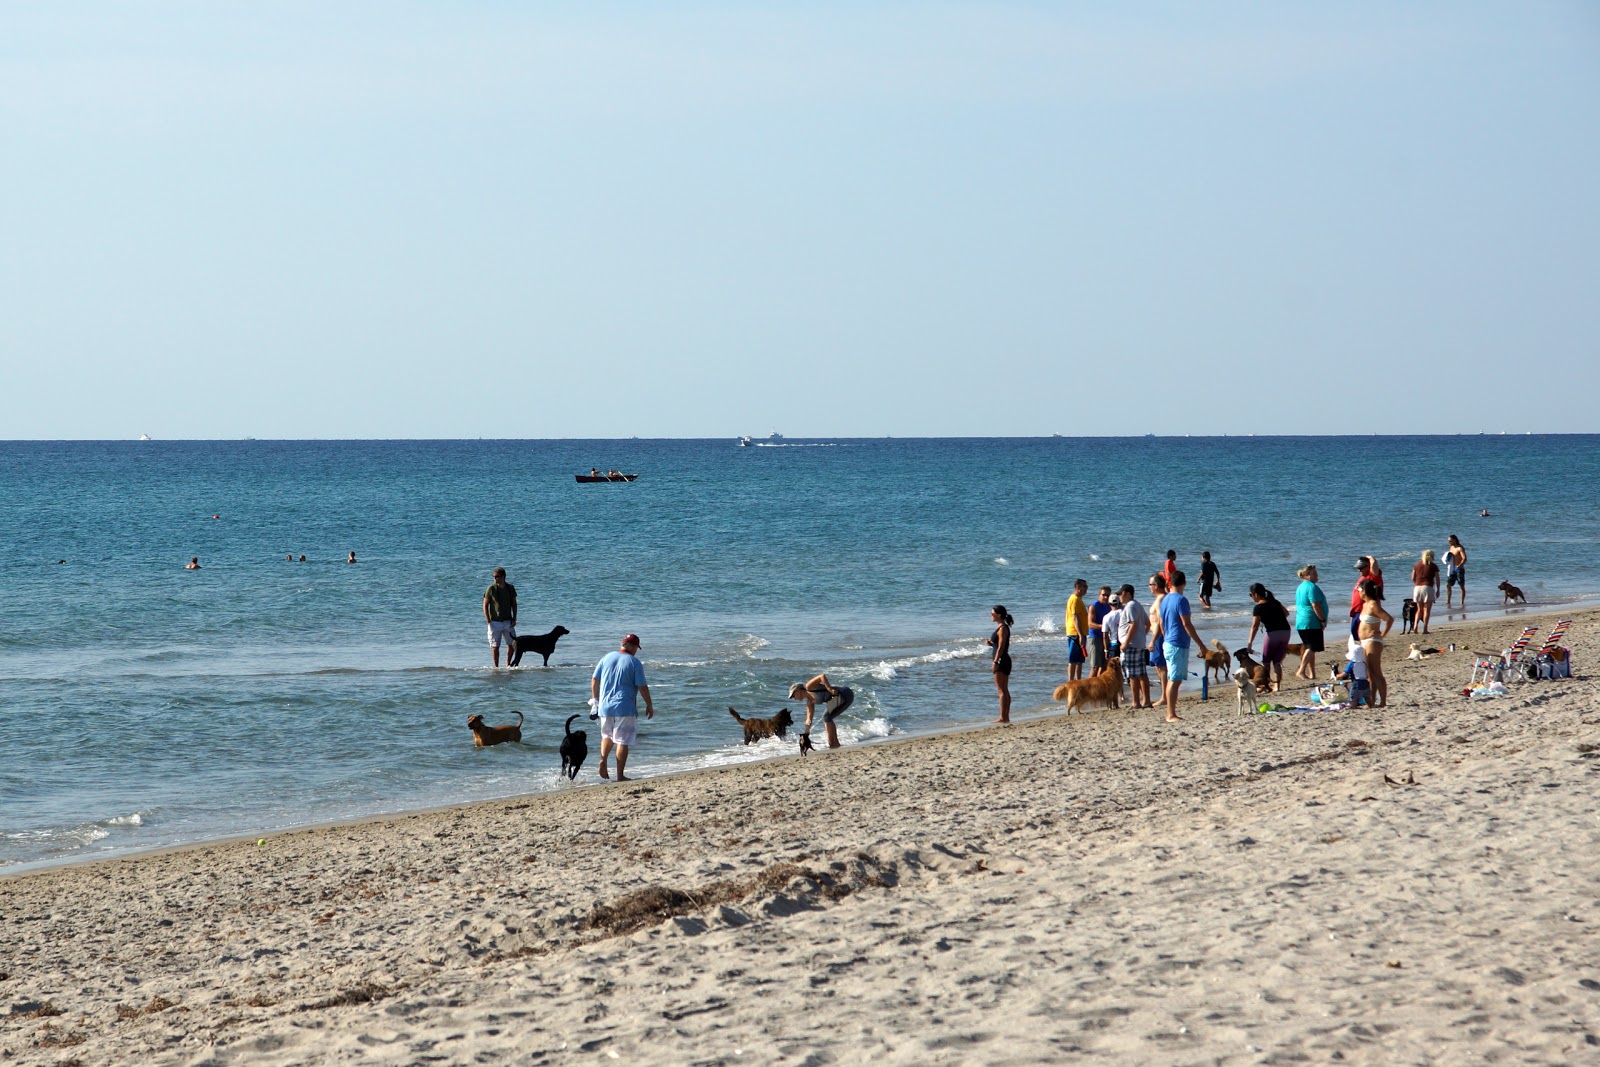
[2,2,1597,439]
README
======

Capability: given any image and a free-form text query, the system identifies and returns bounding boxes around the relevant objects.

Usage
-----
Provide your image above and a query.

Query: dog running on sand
[467,710,523,747]
[559,714,588,780]
[1053,657,1123,713]
[728,706,794,744]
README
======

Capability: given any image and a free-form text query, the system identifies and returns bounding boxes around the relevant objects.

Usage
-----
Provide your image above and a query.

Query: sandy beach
[4,607,1598,1065]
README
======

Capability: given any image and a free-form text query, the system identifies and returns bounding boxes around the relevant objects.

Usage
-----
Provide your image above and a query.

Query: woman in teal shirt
[1293,564,1329,680]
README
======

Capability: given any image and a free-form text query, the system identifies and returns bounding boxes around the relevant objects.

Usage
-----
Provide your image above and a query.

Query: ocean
[3,435,1596,872]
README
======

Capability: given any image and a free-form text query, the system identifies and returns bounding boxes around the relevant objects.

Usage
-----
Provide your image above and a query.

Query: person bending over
[789,673,854,749]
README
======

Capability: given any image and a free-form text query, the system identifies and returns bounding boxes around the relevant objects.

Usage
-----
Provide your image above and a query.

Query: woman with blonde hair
[1293,564,1328,680]
[1411,549,1440,634]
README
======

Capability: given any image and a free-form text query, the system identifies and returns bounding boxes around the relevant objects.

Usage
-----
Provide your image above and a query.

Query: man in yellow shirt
[1064,578,1090,681]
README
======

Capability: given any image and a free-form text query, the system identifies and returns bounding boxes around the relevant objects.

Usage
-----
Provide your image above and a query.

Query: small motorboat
[576,471,639,483]
[738,436,751,447]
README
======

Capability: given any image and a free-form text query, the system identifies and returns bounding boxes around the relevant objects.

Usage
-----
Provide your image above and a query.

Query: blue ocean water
[3,435,1596,871]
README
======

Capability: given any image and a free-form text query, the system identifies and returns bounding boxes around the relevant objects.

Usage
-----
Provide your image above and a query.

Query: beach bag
[1537,650,1572,680]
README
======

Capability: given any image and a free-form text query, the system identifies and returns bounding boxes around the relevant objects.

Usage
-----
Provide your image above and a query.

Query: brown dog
[1053,656,1122,713]
[1232,648,1272,691]
[728,706,793,744]
[1198,640,1231,682]
[467,710,523,747]
[1498,581,1527,605]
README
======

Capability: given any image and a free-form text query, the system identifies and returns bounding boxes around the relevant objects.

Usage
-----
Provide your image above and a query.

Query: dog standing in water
[467,711,523,747]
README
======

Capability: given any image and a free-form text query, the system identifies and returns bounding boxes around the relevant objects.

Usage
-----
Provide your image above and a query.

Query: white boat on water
[138,434,151,441]
[767,431,783,440]
[738,436,751,447]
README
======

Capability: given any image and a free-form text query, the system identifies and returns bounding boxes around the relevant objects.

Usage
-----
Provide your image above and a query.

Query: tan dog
[467,710,523,747]
[728,706,793,744]
[1053,656,1122,713]
[1198,640,1231,682]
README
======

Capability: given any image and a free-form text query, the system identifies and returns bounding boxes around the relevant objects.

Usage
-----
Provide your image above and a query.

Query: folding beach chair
[1526,619,1575,681]
[1470,625,1538,686]
[1535,619,1572,656]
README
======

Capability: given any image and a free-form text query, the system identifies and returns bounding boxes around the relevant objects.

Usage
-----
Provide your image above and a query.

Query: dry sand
[4,608,1599,1065]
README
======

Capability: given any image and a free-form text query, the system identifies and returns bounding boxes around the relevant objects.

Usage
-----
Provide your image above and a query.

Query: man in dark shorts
[1087,586,1114,676]
[1198,551,1222,609]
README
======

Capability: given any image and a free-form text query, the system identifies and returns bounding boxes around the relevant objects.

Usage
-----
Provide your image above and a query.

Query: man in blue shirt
[1151,570,1208,723]
[591,634,655,781]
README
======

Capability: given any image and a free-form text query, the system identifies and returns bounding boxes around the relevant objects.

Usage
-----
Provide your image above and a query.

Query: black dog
[559,714,588,780]
[798,732,815,756]
[508,625,571,667]
[1401,598,1418,635]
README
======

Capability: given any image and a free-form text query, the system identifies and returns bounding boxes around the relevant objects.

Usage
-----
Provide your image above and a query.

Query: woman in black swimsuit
[985,605,1014,723]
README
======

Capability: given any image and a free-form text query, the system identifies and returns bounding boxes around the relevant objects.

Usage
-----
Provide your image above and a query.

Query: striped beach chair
[1536,619,1573,656]
[1471,625,1538,686]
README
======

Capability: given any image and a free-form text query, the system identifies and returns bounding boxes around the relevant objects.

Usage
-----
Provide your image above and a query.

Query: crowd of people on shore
[983,539,1478,724]
[472,536,1476,775]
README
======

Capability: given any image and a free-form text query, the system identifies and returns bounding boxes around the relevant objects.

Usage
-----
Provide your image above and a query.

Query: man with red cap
[591,634,654,781]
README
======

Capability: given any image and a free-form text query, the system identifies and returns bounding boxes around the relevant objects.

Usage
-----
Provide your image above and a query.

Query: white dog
[1234,666,1259,717]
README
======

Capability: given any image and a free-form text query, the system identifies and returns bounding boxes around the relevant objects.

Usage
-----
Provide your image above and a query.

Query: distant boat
[767,431,783,440]
[576,472,639,483]
[738,436,751,447]
[138,434,151,441]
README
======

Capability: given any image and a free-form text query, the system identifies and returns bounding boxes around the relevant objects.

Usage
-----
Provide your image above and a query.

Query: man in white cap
[591,634,654,781]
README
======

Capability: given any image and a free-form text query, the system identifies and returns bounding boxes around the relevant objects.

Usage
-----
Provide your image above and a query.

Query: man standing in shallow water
[482,567,517,668]
[592,634,654,781]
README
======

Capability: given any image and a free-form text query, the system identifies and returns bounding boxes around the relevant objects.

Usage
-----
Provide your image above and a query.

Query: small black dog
[508,625,571,668]
[1401,598,1418,635]
[559,713,588,780]
[798,732,815,756]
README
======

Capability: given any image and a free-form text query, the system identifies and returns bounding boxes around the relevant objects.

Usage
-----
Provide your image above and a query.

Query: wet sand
[4,607,1598,1065]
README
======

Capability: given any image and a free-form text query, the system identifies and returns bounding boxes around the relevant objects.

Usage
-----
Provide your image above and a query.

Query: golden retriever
[1053,657,1122,713]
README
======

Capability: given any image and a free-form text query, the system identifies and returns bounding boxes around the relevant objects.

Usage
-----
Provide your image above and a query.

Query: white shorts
[599,716,638,746]
[487,620,515,648]
[1412,585,1435,606]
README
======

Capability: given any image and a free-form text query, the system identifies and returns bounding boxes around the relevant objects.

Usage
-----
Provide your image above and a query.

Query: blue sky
[3,2,1596,439]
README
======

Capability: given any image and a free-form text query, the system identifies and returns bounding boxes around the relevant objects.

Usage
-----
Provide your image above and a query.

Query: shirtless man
[1444,535,1467,607]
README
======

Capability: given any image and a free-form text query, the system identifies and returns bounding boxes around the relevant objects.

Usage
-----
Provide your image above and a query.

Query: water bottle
[1200,672,1209,701]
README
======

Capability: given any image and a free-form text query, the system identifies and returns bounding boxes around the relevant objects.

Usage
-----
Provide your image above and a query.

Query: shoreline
[4,607,1593,1063]
[4,600,1585,883]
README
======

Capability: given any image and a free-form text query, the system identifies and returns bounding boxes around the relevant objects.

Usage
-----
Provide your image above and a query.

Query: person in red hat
[591,634,654,781]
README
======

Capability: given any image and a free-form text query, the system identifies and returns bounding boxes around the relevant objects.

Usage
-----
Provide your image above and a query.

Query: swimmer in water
[185,557,201,570]
[347,551,357,564]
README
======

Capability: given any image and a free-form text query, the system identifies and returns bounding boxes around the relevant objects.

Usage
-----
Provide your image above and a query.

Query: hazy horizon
[4,3,1597,439]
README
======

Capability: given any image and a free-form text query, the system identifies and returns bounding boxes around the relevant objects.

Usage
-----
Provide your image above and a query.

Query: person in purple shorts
[1245,582,1292,692]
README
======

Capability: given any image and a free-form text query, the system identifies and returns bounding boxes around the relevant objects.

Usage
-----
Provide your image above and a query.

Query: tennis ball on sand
[257,839,265,846]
